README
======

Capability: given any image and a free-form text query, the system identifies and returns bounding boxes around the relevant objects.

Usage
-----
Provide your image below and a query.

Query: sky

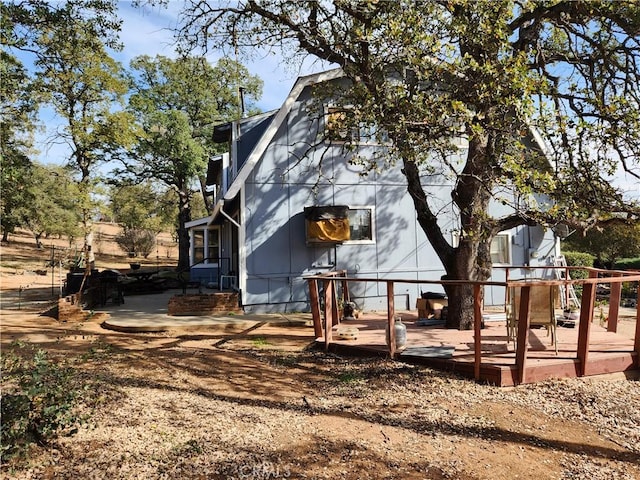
[21,2,640,199]
[117,2,327,111]
[33,1,330,166]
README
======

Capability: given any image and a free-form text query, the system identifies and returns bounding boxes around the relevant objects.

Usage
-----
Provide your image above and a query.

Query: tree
[1,0,121,53]
[16,164,81,248]
[167,0,640,328]
[4,0,135,268]
[125,55,262,270]
[109,182,171,258]
[0,51,37,241]
[30,2,136,268]
[563,223,640,268]
[109,182,167,233]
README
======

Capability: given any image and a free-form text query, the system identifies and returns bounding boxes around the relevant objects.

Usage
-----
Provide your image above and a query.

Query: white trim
[239,187,247,298]
[185,216,213,229]
[342,205,376,245]
[224,68,345,202]
[220,208,240,228]
[490,232,512,265]
[190,226,221,265]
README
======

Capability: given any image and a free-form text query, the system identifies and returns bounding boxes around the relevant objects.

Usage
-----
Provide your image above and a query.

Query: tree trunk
[442,282,476,330]
[440,236,493,330]
[401,135,495,330]
[176,191,191,271]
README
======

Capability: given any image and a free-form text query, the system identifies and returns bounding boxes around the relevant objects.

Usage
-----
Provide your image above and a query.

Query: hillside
[1,222,178,274]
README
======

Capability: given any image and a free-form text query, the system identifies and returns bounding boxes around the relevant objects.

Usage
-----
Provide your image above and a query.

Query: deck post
[323,279,333,352]
[635,286,640,367]
[341,275,350,303]
[607,274,622,333]
[515,285,532,385]
[308,279,322,339]
[504,268,510,312]
[331,278,340,327]
[387,281,396,358]
[473,283,483,381]
[577,271,598,376]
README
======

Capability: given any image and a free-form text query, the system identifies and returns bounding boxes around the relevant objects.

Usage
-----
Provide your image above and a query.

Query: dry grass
[1,227,639,479]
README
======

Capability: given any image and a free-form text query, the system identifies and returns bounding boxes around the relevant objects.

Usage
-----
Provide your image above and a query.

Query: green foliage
[16,164,82,246]
[189,191,208,222]
[251,336,270,347]
[1,345,86,462]
[33,20,134,181]
[563,223,640,268]
[614,257,640,271]
[0,149,32,240]
[562,251,595,280]
[0,48,38,240]
[125,55,263,268]
[1,1,121,52]
[109,182,166,232]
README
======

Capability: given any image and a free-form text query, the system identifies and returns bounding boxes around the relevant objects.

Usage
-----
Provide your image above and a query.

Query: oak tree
[4,0,134,267]
[0,51,37,241]
[167,0,640,328]
[125,55,262,269]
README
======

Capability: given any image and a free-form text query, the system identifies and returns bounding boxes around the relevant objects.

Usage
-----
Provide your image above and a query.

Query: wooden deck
[307,268,640,386]
[317,311,638,386]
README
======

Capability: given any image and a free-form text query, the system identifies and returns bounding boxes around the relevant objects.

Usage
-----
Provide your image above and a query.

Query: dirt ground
[1,230,639,479]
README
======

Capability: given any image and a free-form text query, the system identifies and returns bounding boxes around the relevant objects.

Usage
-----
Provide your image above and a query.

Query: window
[325,107,356,142]
[325,106,388,145]
[207,229,219,261]
[304,205,375,244]
[193,230,205,264]
[346,207,374,243]
[193,228,220,264]
[490,234,510,264]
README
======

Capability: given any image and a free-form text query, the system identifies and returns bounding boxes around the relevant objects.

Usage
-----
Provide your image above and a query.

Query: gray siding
[240,82,557,312]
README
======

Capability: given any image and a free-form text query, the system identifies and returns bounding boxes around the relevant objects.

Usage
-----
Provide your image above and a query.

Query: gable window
[325,107,356,142]
[490,233,511,264]
[325,106,388,145]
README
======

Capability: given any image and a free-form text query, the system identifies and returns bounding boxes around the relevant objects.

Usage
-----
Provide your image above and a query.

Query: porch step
[168,292,243,316]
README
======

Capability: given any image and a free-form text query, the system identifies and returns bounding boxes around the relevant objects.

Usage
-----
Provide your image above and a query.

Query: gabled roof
[223,68,345,201]
[219,66,552,202]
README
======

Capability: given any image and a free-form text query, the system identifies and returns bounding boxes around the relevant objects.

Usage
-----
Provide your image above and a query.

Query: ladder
[554,255,580,310]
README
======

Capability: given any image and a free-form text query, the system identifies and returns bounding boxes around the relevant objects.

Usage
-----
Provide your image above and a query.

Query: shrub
[563,251,595,280]
[116,227,156,258]
[613,257,640,270]
[1,345,86,462]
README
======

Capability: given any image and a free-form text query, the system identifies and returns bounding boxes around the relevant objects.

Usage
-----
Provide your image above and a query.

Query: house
[186,68,560,313]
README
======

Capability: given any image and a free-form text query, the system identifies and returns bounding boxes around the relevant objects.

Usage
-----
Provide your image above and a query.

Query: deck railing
[306,267,640,385]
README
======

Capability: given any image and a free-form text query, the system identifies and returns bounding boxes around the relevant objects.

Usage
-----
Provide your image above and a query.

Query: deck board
[320,311,638,386]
